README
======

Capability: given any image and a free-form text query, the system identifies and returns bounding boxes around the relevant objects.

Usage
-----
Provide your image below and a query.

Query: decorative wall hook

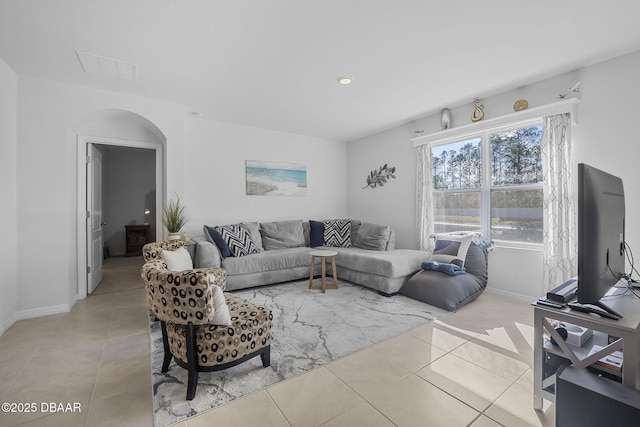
[471,98,484,122]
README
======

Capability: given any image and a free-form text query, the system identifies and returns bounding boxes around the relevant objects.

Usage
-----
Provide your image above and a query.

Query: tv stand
[533,291,640,411]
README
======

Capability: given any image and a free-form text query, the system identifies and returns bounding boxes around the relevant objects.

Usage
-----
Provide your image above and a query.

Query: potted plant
[162,193,187,240]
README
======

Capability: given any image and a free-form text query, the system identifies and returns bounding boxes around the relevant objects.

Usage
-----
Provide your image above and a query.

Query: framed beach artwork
[245,160,307,196]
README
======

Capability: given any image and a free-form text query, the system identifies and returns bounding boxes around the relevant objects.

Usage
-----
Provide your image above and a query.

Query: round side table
[308,249,338,293]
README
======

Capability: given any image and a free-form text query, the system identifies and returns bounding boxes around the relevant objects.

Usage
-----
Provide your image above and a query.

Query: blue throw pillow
[309,220,325,247]
[205,225,232,258]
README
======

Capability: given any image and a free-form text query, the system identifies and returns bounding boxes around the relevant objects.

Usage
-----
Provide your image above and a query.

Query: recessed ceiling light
[337,75,353,85]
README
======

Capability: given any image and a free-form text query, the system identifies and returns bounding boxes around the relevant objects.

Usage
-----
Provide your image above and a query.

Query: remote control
[536,298,565,309]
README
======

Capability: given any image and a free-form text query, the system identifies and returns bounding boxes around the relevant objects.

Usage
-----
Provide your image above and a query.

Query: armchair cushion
[165,293,273,367]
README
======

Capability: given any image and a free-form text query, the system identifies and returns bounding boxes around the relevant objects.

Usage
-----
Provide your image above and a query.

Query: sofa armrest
[193,235,222,268]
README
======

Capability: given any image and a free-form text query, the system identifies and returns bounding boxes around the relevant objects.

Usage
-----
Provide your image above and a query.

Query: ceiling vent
[76,51,137,81]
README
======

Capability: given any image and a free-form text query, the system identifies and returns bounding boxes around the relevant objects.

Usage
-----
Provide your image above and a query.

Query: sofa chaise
[193,219,430,296]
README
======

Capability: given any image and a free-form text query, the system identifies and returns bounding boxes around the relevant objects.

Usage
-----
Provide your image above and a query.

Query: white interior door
[87,144,103,294]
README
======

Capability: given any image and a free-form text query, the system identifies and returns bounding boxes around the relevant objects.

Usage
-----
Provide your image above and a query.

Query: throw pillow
[259,220,306,249]
[161,247,193,271]
[323,219,351,248]
[204,225,232,258]
[209,284,231,326]
[215,224,259,257]
[354,222,391,251]
[309,220,325,247]
[431,234,473,267]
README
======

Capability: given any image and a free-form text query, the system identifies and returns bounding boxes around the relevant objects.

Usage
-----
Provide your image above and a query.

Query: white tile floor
[0,256,556,426]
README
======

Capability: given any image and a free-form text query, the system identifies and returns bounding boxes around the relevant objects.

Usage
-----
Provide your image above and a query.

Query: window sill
[493,241,543,252]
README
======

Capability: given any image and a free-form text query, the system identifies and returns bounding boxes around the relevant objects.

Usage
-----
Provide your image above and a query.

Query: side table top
[309,249,338,257]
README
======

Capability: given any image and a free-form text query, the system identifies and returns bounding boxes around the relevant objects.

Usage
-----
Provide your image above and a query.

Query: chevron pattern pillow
[322,219,351,247]
[214,224,259,257]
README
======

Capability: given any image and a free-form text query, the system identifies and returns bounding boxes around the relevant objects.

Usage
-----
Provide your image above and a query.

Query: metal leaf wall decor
[363,164,396,189]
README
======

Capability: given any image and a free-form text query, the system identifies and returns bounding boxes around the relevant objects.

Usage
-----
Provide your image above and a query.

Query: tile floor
[0,256,556,427]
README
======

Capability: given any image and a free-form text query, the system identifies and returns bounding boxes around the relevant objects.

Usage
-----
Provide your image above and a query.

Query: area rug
[149,280,449,426]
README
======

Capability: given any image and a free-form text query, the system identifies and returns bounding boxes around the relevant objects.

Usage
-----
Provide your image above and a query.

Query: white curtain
[415,143,434,251]
[541,113,576,291]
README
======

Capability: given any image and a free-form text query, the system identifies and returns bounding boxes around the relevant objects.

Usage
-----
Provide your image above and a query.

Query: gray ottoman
[400,243,488,311]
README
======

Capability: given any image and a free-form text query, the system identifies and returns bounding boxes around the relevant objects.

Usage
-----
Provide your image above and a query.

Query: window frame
[431,117,544,249]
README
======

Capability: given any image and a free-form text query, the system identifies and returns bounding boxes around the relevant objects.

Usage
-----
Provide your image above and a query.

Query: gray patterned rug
[149,280,449,427]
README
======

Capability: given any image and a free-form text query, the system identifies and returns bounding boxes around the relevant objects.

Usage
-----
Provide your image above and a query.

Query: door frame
[76,135,164,300]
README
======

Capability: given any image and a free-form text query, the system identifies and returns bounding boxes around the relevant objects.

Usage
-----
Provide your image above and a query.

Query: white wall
[347,50,640,300]
[0,57,18,333]
[16,75,186,318]
[347,122,419,248]
[102,146,156,256]
[183,118,347,237]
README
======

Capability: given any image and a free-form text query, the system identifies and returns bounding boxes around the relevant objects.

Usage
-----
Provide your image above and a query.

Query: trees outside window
[431,123,543,245]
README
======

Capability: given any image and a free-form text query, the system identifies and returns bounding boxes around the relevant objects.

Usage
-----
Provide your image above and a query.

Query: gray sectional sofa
[193,219,430,296]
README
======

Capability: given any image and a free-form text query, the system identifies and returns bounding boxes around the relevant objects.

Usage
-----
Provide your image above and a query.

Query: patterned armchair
[141,240,273,400]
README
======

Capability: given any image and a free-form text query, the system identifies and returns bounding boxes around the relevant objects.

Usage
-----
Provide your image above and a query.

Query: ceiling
[1,1,639,142]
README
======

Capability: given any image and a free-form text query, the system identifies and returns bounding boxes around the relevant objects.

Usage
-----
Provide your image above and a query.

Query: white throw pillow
[161,247,193,271]
[430,234,473,267]
[209,285,231,326]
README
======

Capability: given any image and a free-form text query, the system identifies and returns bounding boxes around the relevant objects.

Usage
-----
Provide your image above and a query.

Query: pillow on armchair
[162,247,193,271]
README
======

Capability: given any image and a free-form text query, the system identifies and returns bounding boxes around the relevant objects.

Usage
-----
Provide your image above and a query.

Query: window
[431,122,543,245]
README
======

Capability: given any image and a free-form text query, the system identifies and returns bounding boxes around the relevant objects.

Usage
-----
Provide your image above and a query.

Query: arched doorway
[73,109,166,299]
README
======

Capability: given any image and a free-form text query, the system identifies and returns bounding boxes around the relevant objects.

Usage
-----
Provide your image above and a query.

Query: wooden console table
[533,289,640,410]
[125,224,150,256]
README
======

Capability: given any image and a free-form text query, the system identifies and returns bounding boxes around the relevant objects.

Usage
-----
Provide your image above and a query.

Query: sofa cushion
[242,222,264,252]
[431,234,473,267]
[350,219,362,245]
[330,248,427,278]
[161,247,193,271]
[309,220,325,247]
[205,225,233,258]
[323,219,351,247]
[221,247,313,275]
[260,220,306,249]
[215,224,259,257]
[354,222,391,251]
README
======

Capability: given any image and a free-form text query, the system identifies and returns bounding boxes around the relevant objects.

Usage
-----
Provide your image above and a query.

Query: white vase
[167,232,181,240]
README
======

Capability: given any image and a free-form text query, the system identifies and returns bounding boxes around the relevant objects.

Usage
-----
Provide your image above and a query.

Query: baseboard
[0,313,18,336]
[17,303,71,321]
[485,287,535,303]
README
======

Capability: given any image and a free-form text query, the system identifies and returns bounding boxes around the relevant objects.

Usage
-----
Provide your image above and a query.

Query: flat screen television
[577,163,626,318]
